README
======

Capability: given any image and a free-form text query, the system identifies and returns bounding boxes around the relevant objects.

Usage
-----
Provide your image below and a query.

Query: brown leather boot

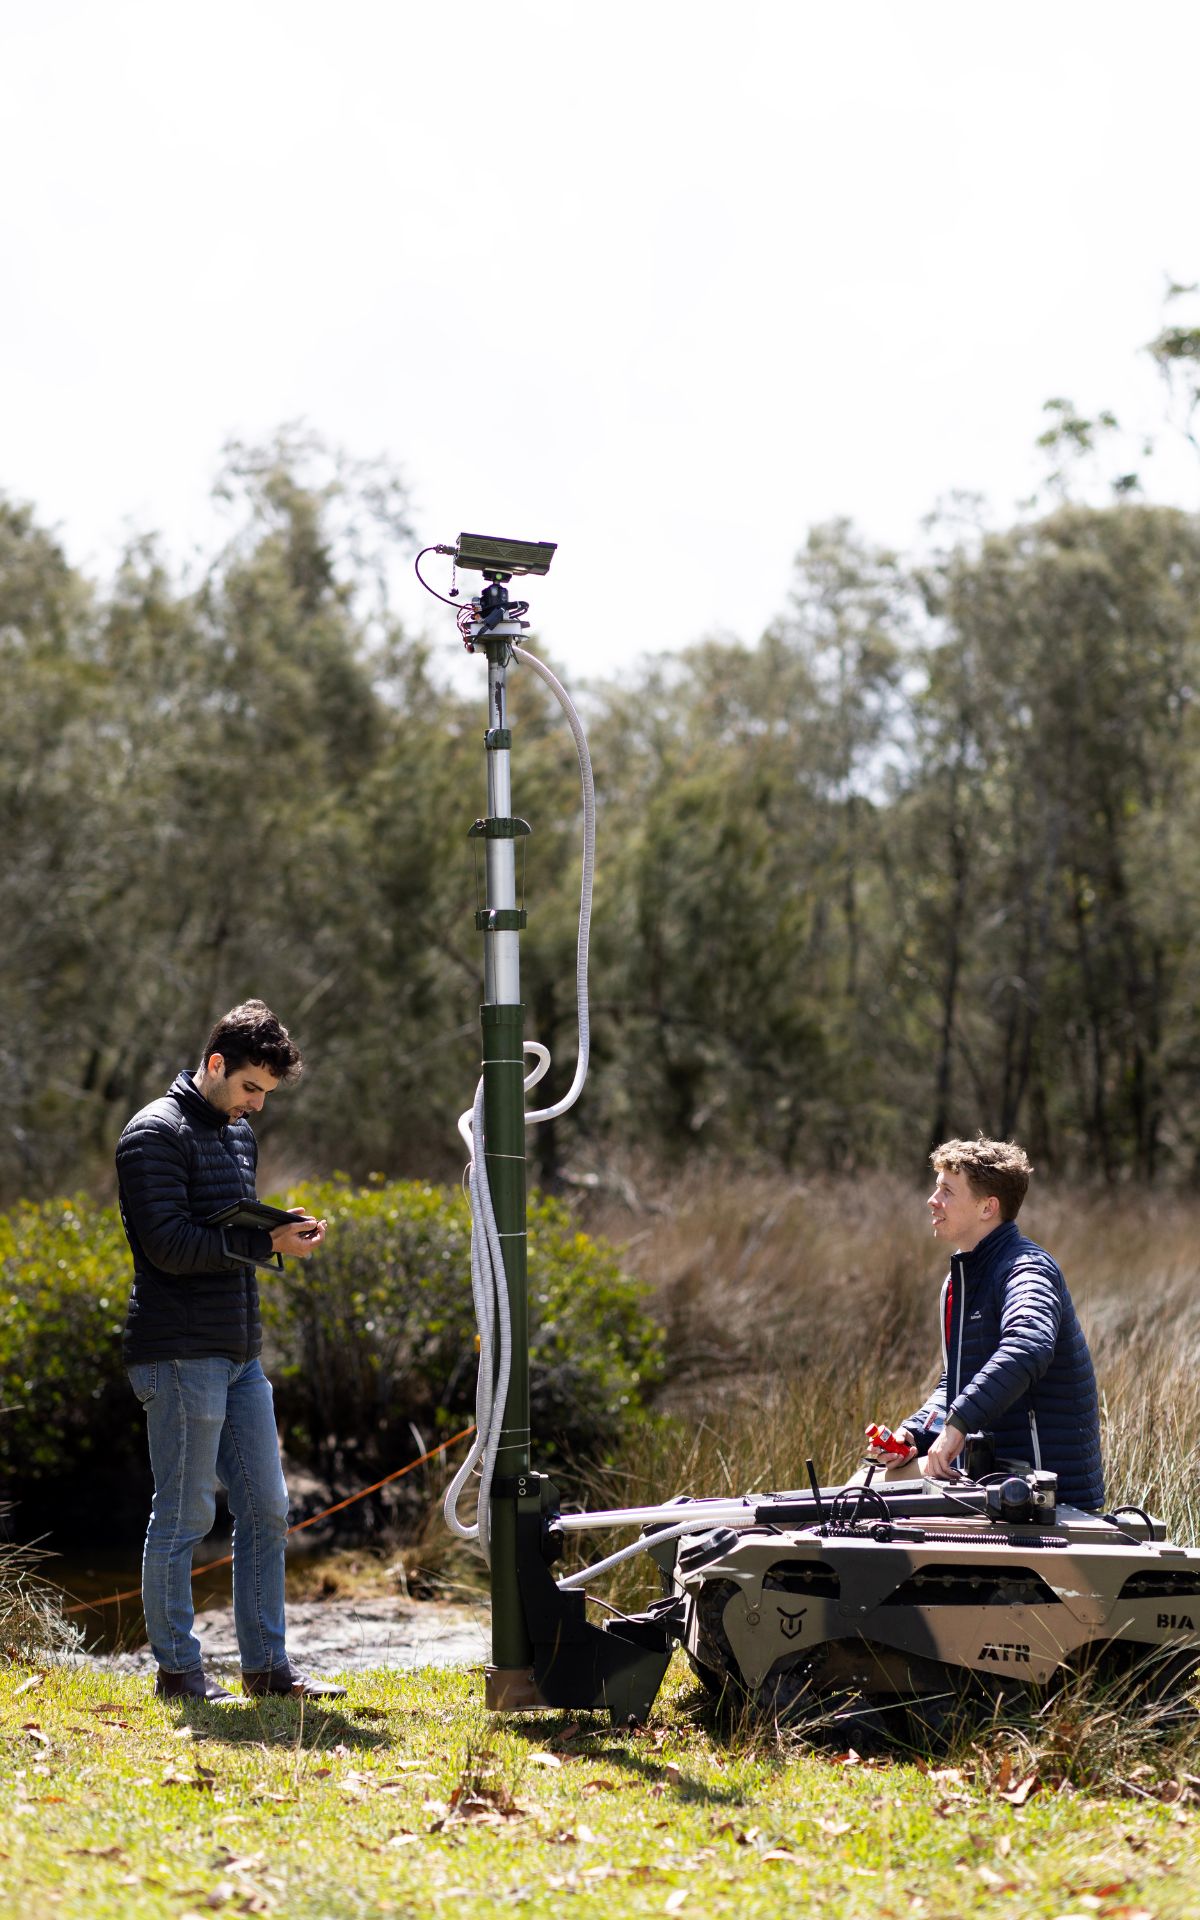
[154,1667,235,1702]
[241,1662,346,1699]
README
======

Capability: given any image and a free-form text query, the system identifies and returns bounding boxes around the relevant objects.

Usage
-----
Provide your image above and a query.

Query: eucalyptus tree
[584,520,912,1167]
[908,503,1200,1178]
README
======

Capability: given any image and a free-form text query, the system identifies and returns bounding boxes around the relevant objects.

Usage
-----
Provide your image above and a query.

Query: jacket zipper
[952,1255,965,1409]
[1028,1407,1042,1469]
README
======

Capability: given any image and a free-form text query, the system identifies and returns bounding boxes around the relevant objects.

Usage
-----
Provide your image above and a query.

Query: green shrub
[0,1197,141,1484]
[262,1176,664,1492]
[0,1180,663,1517]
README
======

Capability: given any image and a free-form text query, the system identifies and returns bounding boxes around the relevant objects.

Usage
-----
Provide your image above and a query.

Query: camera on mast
[455,533,557,581]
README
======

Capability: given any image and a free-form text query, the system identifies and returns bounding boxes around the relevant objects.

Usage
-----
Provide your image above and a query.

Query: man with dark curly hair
[118,1000,345,1702]
[866,1136,1104,1509]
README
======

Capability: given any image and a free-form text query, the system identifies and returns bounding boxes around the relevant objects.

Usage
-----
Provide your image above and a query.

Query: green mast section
[472,636,539,1704]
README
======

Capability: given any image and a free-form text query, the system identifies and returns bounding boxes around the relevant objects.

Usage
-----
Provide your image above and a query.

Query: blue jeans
[128,1356,289,1675]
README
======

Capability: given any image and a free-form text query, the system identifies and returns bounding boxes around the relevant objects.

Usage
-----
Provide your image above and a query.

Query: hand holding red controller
[864,1422,918,1461]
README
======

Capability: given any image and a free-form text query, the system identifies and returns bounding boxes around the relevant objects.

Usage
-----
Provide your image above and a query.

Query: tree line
[3,430,1200,1200]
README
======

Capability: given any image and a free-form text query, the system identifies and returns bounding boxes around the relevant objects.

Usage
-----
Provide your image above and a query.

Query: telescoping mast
[427,534,676,1721]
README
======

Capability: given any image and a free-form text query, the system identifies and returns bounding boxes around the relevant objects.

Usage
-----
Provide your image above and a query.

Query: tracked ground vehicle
[644,1469,1200,1727]
[423,537,1200,1729]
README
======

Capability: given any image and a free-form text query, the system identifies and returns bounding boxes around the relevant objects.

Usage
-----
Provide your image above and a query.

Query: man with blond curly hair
[866,1137,1103,1508]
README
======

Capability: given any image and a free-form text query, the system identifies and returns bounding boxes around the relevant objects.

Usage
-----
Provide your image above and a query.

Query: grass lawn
[3,1657,1200,1919]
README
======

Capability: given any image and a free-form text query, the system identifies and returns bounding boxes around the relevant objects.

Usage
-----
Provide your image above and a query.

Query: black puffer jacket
[117,1071,275,1365]
[904,1219,1104,1510]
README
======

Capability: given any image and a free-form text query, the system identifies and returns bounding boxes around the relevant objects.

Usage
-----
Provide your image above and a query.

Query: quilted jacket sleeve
[904,1370,947,1443]
[116,1114,269,1274]
[948,1253,1062,1432]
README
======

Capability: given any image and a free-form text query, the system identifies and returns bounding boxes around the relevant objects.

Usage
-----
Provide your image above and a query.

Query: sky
[3,0,1199,687]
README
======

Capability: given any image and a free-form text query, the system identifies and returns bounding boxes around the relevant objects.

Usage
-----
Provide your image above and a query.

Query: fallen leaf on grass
[12,1674,44,1696]
[762,1848,803,1864]
[998,1834,1012,1857]
[68,1846,128,1862]
[1156,1779,1192,1804]
[1001,1772,1040,1807]
[384,1832,421,1848]
[161,1765,216,1790]
[433,1781,526,1828]
[714,1823,760,1846]
[528,1752,562,1769]
[20,1724,50,1746]
[581,1778,617,1795]
[178,1880,237,1909]
[209,1853,267,1875]
[378,1773,436,1789]
[335,1772,372,1799]
[977,1867,1019,1892]
[664,1892,689,1914]
[663,1762,682,1787]
[818,1819,851,1837]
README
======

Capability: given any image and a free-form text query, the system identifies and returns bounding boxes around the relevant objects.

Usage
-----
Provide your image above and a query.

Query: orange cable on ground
[62,1423,477,1616]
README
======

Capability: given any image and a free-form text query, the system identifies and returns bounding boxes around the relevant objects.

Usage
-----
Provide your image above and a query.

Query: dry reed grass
[575,1167,1200,1545]
[0,1517,83,1661]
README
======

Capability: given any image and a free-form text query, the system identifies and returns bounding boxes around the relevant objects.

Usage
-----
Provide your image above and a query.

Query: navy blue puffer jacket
[904,1218,1104,1510]
[117,1071,275,1365]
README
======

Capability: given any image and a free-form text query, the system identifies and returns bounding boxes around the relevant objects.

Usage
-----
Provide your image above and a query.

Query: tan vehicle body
[664,1476,1200,1714]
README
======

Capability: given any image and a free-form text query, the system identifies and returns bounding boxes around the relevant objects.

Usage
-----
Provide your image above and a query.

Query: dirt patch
[79,1595,490,1675]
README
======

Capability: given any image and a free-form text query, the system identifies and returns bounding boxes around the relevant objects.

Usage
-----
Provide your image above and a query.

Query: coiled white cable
[442,1081,509,1561]
[511,644,594,1124]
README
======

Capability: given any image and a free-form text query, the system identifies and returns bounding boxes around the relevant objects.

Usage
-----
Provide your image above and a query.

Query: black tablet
[205,1199,302,1231]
